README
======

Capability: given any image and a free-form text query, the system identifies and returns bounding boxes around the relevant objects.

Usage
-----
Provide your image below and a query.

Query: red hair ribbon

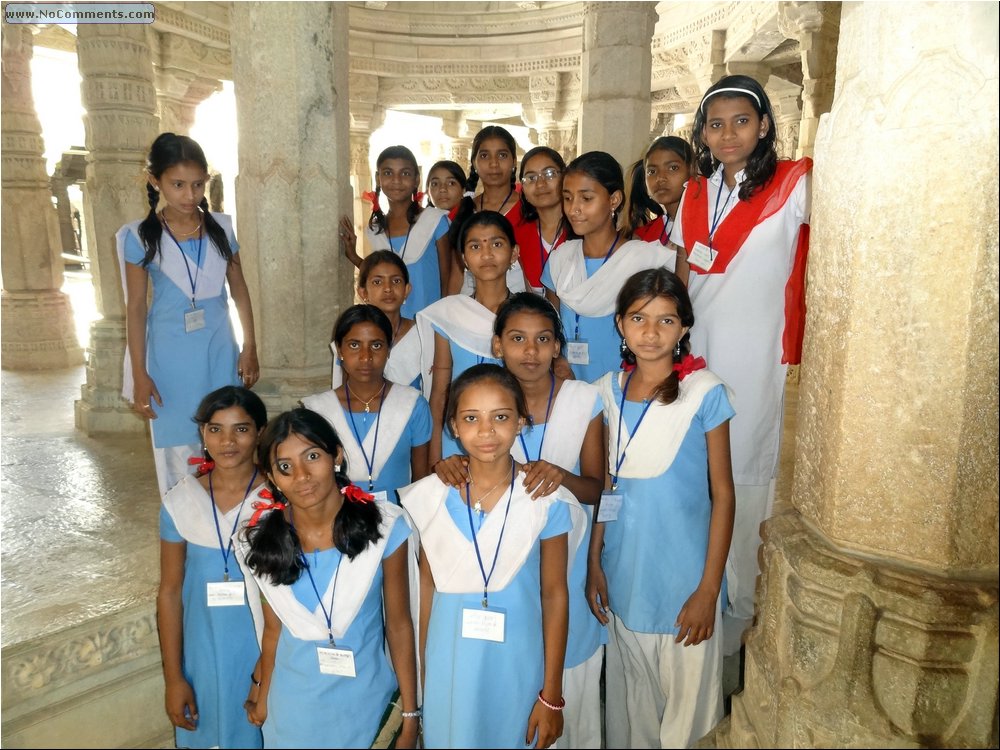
[187,455,215,476]
[673,354,707,380]
[341,483,375,504]
[413,191,425,205]
[247,498,287,527]
[361,190,380,214]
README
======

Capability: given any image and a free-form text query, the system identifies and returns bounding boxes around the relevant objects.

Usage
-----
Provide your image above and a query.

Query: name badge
[566,340,590,365]
[688,241,716,272]
[317,646,357,677]
[372,490,388,504]
[184,307,206,333]
[462,606,506,642]
[596,492,623,523]
[206,581,245,607]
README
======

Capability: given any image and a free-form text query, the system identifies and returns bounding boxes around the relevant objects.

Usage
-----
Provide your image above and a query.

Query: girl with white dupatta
[120,133,259,496]
[541,151,675,383]
[588,269,735,749]
[416,211,514,464]
[339,145,456,319]
[303,304,430,505]
[330,252,424,391]
[236,409,419,749]
[434,293,606,748]
[399,364,586,749]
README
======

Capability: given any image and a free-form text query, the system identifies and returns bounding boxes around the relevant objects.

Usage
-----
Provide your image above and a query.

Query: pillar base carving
[1,291,83,370]
[705,512,998,748]
[74,319,145,434]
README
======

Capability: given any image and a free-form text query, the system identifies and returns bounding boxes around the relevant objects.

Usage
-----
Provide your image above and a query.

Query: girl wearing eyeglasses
[514,147,571,296]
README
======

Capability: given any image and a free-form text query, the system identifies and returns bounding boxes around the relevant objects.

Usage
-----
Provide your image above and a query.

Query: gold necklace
[468,464,513,513]
[346,380,386,413]
[162,213,203,238]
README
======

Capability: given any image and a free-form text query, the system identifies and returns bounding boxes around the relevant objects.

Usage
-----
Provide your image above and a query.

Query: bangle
[250,672,260,687]
[536,691,565,711]
[400,707,422,720]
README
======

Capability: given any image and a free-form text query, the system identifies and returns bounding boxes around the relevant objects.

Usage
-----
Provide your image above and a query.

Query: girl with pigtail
[622,136,694,245]
[339,145,455,319]
[118,132,259,497]
[450,125,529,296]
[235,408,420,748]
[588,267,735,748]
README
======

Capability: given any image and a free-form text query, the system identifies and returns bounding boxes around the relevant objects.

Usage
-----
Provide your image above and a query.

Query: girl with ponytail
[117,132,259,497]
[623,136,694,245]
[589,267,735,748]
[340,145,455,318]
[236,408,419,748]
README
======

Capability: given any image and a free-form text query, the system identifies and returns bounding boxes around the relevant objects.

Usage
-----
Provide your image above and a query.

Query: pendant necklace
[345,380,386,413]
[469,464,512,514]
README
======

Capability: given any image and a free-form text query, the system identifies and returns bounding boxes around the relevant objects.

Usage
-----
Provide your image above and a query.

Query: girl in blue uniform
[541,151,674,383]
[302,304,431,504]
[119,133,259,496]
[340,145,454,318]
[588,268,735,748]
[436,293,606,747]
[157,385,268,749]
[237,408,419,748]
[399,364,585,749]
[416,211,514,463]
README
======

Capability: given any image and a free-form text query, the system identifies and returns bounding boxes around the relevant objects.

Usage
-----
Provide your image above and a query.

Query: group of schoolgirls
[150,72,812,750]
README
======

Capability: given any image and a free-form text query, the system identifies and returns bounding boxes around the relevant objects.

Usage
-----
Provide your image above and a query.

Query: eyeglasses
[521,167,562,185]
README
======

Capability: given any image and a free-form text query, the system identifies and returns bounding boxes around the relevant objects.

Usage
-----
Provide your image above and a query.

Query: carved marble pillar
[73,23,159,433]
[1,25,83,370]
[779,1,841,159]
[440,112,473,171]
[769,82,803,160]
[348,72,382,249]
[50,170,78,254]
[152,32,222,136]
[231,1,353,414]
[710,3,999,747]
[579,1,657,168]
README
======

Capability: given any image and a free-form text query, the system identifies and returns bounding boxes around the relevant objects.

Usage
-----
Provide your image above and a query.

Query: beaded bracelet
[400,707,422,720]
[536,691,565,711]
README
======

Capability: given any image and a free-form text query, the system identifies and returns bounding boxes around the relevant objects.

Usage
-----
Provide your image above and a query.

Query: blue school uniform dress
[399,475,584,749]
[541,238,674,383]
[237,506,411,749]
[119,217,241,448]
[301,384,431,503]
[366,208,450,319]
[160,474,266,749]
[597,369,734,635]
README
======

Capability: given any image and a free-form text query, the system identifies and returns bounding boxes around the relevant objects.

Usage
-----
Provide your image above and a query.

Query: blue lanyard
[574,232,620,340]
[163,224,204,308]
[209,467,259,581]
[611,370,654,491]
[708,181,737,248]
[300,547,343,646]
[536,219,565,270]
[345,383,385,491]
[465,458,516,608]
[518,373,555,462]
[392,225,413,261]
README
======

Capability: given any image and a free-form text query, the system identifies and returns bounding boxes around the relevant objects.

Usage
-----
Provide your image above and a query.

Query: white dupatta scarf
[414,295,496,399]
[596,368,732,479]
[116,213,233,401]
[235,501,411,643]
[301,385,420,485]
[364,207,447,264]
[545,238,675,317]
[162,473,269,548]
[510,380,599,471]
[398,473,586,593]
